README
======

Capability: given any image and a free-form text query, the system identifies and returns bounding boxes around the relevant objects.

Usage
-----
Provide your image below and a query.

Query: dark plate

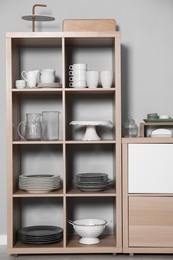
[18,226,63,237]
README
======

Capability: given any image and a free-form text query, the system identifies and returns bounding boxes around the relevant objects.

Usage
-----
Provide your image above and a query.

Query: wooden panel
[129,197,173,247]
[63,19,116,32]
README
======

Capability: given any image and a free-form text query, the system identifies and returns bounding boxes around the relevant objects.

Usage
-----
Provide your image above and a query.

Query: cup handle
[69,82,73,87]
[17,122,25,139]
[69,65,73,70]
[21,71,27,82]
[69,71,73,75]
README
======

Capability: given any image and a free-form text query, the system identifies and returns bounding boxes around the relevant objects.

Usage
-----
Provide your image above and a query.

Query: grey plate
[18,226,63,237]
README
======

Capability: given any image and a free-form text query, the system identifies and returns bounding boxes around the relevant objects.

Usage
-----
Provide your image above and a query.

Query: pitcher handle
[17,121,25,139]
[21,71,27,82]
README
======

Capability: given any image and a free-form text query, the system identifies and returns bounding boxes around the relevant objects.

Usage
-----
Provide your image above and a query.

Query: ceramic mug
[69,81,86,88]
[69,75,86,81]
[15,80,26,89]
[86,71,99,88]
[100,71,113,88]
[69,69,86,76]
[69,63,87,70]
[21,70,39,88]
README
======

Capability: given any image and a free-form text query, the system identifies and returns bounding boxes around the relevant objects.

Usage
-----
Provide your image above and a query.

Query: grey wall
[1,0,173,236]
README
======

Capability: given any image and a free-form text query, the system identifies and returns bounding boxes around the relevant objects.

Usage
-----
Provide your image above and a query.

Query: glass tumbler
[42,111,60,141]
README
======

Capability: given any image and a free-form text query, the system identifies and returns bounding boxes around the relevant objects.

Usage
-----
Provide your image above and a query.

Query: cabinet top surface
[6,32,120,47]
[6,31,120,38]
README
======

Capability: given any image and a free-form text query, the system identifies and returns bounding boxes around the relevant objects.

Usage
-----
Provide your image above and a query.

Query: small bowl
[159,115,169,119]
[68,218,107,244]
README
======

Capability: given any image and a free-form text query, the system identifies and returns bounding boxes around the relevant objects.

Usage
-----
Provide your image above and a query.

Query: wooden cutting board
[62,19,116,32]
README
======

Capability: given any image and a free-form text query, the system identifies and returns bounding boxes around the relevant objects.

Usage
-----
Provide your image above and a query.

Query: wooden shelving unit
[6,32,122,255]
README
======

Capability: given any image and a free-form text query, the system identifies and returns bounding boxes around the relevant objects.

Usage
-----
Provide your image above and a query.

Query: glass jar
[124,117,138,137]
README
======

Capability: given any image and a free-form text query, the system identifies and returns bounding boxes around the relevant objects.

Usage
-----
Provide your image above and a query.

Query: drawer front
[129,197,173,247]
[128,144,173,193]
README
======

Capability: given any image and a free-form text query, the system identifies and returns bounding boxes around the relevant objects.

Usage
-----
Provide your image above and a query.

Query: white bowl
[68,218,107,244]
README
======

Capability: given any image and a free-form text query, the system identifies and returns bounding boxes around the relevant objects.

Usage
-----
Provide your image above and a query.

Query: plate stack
[18,225,63,244]
[74,173,113,192]
[19,174,61,193]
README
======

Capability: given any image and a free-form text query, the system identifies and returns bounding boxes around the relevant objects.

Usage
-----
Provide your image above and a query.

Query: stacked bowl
[74,173,113,192]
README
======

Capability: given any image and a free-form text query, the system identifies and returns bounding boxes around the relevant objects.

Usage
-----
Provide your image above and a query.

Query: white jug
[21,70,40,88]
[40,69,55,83]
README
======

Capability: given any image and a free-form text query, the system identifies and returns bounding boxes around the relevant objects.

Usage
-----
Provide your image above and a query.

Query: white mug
[69,63,87,70]
[69,75,86,81]
[15,80,26,89]
[69,81,86,88]
[21,70,39,88]
[69,70,86,76]
[86,71,99,88]
[40,69,55,83]
[100,71,113,88]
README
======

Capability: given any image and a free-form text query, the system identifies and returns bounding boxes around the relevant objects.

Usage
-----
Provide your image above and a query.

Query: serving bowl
[68,218,107,244]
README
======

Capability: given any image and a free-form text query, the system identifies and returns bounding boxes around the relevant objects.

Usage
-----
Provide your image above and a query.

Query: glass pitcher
[17,113,42,140]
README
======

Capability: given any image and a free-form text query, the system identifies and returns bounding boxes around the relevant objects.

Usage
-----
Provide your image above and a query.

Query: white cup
[15,80,26,89]
[40,69,55,83]
[69,70,86,76]
[69,75,86,81]
[69,81,86,88]
[69,63,87,70]
[21,70,39,88]
[100,71,113,88]
[86,71,99,88]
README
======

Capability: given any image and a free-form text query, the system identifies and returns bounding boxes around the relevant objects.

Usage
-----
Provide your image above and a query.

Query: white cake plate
[70,120,113,141]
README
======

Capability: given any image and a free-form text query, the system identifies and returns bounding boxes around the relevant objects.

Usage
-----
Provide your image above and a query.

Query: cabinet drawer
[128,144,173,193]
[129,197,173,247]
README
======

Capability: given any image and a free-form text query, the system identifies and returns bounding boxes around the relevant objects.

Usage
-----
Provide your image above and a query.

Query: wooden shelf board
[66,188,116,197]
[67,234,117,250]
[14,241,63,248]
[9,236,121,254]
[66,140,116,144]
[128,193,173,197]
[122,137,173,144]
[12,88,63,94]
[65,88,116,93]
[13,189,64,197]
[7,32,120,48]
[12,141,64,144]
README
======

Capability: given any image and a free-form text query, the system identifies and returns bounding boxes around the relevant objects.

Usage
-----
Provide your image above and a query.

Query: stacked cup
[69,64,87,88]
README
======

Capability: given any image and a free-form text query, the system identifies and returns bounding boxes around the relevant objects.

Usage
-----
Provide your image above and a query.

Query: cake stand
[70,120,113,141]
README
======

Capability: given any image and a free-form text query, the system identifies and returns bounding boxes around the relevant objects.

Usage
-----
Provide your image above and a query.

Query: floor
[1,247,173,260]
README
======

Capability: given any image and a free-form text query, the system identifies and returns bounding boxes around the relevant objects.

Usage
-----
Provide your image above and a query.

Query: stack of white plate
[74,173,114,192]
[19,174,61,193]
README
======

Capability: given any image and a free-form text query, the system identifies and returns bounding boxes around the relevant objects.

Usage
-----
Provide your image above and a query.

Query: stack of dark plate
[74,173,114,192]
[19,174,61,193]
[18,225,63,244]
